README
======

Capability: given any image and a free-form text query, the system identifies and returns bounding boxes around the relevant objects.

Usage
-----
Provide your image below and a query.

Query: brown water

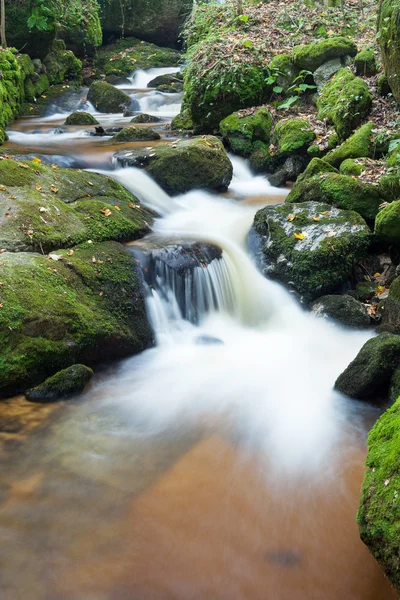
[0,79,397,600]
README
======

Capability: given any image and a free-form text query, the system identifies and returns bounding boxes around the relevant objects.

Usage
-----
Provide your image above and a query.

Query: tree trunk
[236,0,243,15]
[1,0,6,49]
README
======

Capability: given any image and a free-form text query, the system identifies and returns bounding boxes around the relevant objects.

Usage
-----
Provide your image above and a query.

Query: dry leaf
[114,205,121,211]
[100,208,112,217]
[287,214,296,222]
[0,185,6,191]
[49,253,63,261]
[312,216,320,222]
[9,195,16,200]
[294,232,306,240]
[35,185,42,191]
[32,157,41,165]
[50,185,59,193]
[67,249,74,256]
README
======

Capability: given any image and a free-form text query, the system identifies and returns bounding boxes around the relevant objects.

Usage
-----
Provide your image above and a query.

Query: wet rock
[0,241,152,398]
[111,127,161,143]
[268,155,308,187]
[380,277,400,334]
[311,294,371,328]
[147,73,180,88]
[89,126,123,136]
[87,81,131,113]
[195,335,224,346]
[131,113,162,124]
[253,201,370,301]
[26,365,93,402]
[358,395,400,596]
[64,111,99,126]
[220,108,273,158]
[356,281,378,303]
[105,74,131,86]
[335,332,400,400]
[114,135,233,195]
[49,128,66,135]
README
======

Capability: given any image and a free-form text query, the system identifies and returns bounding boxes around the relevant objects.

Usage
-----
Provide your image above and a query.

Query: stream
[0,70,397,600]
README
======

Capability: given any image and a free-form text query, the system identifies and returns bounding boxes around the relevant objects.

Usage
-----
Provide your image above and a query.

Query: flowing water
[0,69,397,600]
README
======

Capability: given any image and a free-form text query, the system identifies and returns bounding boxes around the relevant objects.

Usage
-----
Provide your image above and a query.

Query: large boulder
[324,123,374,168]
[285,173,384,222]
[273,118,315,157]
[114,136,233,195]
[253,201,370,301]
[0,158,153,252]
[317,68,372,140]
[358,396,400,595]
[375,201,400,246]
[311,294,371,329]
[378,0,400,104]
[291,36,357,72]
[0,242,152,398]
[335,333,400,400]
[87,81,131,113]
[98,0,193,47]
[26,364,93,402]
[220,108,273,158]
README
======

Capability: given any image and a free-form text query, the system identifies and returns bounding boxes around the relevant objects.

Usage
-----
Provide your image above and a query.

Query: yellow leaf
[52,164,59,170]
[287,213,296,222]
[88,181,94,186]
[320,211,331,216]
[32,157,42,165]
[376,285,385,296]
[373,272,381,278]
[67,249,74,256]
[50,185,59,193]
[114,205,121,210]
[35,185,42,191]
[294,232,306,240]
[0,185,6,191]
[312,216,320,222]
[100,208,112,217]
[9,194,16,200]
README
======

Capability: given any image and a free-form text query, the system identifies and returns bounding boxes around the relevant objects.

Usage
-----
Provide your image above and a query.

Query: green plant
[27,0,53,31]
[277,70,316,110]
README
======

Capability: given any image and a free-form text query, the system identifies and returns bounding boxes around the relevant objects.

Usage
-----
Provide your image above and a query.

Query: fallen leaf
[35,185,42,191]
[99,291,104,297]
[100,208,112,217]
[50,185,59,193]
[312,216,320,222]
[32,157,41,165]
[294,232,306,240]
[287,213,296,222]
[67,249,74,256]
[0,185,6,191]
[51,164,59,170]
[320,211,331,216]
[9,195,16,200]
[384,479,391,487]
[114,205,121,211]
[49,253,63,261]
[18,163,29,169]
[39,207,47,213]
[88,181,94,186]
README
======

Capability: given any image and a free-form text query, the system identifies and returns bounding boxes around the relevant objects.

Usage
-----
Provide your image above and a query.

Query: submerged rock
[0,242,152,398]
[87,81,131,113]
[114,136,233,195]
[111,127,161,143]
[26,364,93,402]
[64,111,99,125]
[253,201,370,301]
[311,294,370,328]
[335,333,400,400]
[358,396,400,596]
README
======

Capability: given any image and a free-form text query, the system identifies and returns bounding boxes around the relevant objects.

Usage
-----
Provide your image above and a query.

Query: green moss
[378,73,391,97]
[26,364,93,401]
[130,114,161,124]
[0,242,152,397]
[43,40,82,85]
[339,158,364,176]
[17,54,35,76]
[335,332,400,399]
[378,0,400,104]
[65,111,99,125]
[253,201,370,300]
[358,398,400,596]
[111,127,161,143]
[355,48,378,77]
[87,81,131,113]
[219,108,273,157]
[171,107,194,131]
[317,68,372,140]
[324,123,374,167]
[95,37,181,78]
[375,200,400,245]
[273,118,315,156]
[5,0,56,59]
[286,173,384,221]
[291,36,357,71]
[296,157,338,183]
[269,53,298,93]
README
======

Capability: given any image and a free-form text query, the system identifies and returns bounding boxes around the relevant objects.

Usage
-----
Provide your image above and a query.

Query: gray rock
[313,58,342,92]
[311,294,371,328]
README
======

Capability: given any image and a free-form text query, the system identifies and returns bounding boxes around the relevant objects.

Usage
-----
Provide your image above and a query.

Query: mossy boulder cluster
[114,136,233,195]
[220,109,273,157]
[0,158,154,397]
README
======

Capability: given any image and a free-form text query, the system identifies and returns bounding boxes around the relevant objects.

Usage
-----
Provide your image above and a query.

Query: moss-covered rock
[378,73,391,97]
[335,332,400,400]
[375,201,400,246]
[311,294,370,328]
[114,135,233,196]
[131,113,162,124]
[297,158,338,184]
[95,37,182,78]
[43,40,82,85]
[57,0,102,57]
[219,108,273,157]
[0,242,152,397]
[111,127,161,143]
[273,118,315,157]
[64,111,99,125]
[355,48,378,77]
[5,0,57,59]
[171,107,194,131]
[324,123,374,167]
[285,173,384,221]
[0,158,153,252]
[339,158,364,176]
[378,0,400,104]
[0,49,26,136]
[253,201,370,301]
[358,395,400,595]
[26,364,93,402]
[389,368,400,405]
[317,68,372,140]
[291,36,357,72]
[87,81,131,113]
[269,53,298,94]
[380,277,400,335]
[98,0,193,47]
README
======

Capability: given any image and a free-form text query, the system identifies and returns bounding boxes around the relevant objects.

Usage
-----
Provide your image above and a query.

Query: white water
[93,164,373,479]
[121,67,181,89]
